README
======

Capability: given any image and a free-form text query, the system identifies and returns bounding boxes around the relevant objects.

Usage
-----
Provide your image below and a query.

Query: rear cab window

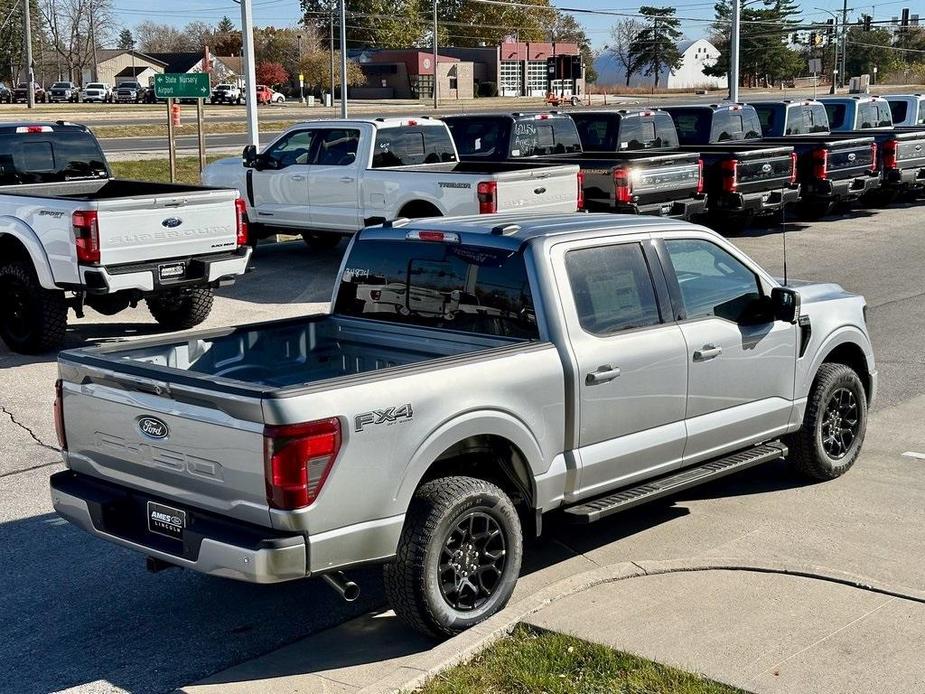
[444,117,510,159]
[616,113,678,150]
[508,117,582,157]
[754,104,786,137]
[824,102,848,129]
[372,126,458,167]
[334,238,539,339]
[888,99,909,124]
[0,128,109,185]
[664,108,712,145]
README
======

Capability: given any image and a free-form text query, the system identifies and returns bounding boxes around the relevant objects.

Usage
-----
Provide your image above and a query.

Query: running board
[563,442,788,524]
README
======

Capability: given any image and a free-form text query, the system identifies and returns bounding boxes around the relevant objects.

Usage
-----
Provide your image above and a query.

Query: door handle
[693,345,723,361]
[290,174,305,181]
[585,365,621,386]
[339,176,355,183]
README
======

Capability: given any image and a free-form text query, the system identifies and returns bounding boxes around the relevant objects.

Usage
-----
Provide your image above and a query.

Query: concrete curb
[360,557,925,693]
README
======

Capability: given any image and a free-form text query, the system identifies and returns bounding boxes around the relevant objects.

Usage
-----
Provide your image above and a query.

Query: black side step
[563,442,788,524]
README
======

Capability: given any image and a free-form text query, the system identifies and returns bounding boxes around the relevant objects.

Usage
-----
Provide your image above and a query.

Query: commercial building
[354,49,473,100]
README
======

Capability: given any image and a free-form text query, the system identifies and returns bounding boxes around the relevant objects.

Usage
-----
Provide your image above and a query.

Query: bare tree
[609,17,643,86]
[41,0,115,84]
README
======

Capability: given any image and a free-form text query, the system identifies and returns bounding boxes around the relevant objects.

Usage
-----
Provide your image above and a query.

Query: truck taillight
[812,147,828,181]
[576,170,585,210]
[72,210,100,263]
[869,142,878,172]
[264,418,341,510]
[612,167,633,204]
[720,159,738,193]
[789,151,798,185]
[53,379,67,451]
[477,181,497,214]
[696,159,704,195]
[882,139,898,170]
[234,197,249,247]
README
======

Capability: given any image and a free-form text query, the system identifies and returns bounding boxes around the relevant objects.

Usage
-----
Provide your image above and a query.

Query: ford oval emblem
[138,416,169,439]
[761,163,772,173]
[161,217,183,228]
[847,153,857,162]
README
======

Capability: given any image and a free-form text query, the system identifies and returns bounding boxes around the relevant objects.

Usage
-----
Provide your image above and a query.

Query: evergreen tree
[117,28,134,50]
[628,6,683,88]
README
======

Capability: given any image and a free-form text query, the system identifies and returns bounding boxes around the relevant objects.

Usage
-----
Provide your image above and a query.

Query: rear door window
[565,243,662,335]
[373,129,427,167]
[313,128,360,166]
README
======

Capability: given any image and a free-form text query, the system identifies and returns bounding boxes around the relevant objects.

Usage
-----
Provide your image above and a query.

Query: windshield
[52,82,70,89]
[334,238,538,339]
[86,84,104,89]
[0,130,110,185]
[445,117,510,158]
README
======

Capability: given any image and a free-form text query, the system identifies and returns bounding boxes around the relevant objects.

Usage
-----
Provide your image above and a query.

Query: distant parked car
[210,83,241,104]
[114,80,144,103]
[48,81,80,103]
[13,82,46,103]
[81,82,112,103]
[0,82,11,103]
[255,84,285,105]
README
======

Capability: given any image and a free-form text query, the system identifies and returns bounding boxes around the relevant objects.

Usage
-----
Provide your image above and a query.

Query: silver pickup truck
[50,213,876,637]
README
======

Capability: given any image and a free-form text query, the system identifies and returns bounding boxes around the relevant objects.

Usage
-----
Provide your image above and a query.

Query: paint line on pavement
[902,451,925,460]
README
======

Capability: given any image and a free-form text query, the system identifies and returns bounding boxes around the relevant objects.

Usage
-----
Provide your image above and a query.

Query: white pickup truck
[202,117,583,250]
[0,123,251,354]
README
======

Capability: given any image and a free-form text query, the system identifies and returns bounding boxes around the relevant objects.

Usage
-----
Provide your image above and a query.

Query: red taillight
[721,159,738,193]
[234,197,249,247]
[812,147,828,181]
[613,166,632,204]
[869,142,878,172]
[576,170,585,210]
[264,418,341,510]
[16,125,52,133]
[53,379,67,451]
[72,210,100,263]
[789,151,798,185]
[417,231,447,241]
[696,159,704,195]
[882,139,898,170]
[477,181,498,214]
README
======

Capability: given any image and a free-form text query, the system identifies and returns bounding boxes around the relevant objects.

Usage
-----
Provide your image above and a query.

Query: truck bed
[0,178,220,200]
[63,314,528,393]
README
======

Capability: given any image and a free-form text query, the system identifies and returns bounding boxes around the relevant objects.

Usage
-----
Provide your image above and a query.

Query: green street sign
[154,73,210,99]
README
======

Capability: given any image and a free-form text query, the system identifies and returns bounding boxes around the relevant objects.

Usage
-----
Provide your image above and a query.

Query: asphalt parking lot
[1,202,924,693]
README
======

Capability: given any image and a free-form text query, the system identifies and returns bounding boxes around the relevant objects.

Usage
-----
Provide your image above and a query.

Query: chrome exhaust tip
[322,571,360,602]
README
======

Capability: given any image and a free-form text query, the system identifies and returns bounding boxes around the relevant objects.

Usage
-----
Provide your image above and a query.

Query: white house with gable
[595,38,728,90]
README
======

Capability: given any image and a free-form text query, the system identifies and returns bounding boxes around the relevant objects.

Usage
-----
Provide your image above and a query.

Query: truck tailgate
[736,147,796,192]
[824,138,876,179]
[494,165,579,213]
[96,189,240,266]
[625,154,702,202]
[58,359,271,526]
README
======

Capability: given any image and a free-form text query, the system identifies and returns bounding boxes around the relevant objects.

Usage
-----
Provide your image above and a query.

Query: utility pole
[24,0,34,108]
[729,0,741,102]
[339,0,347,117]
[89,2,98,82]
[432,0,438,109]
[239,0,259,147]
[297,33,304,103]
[329,5,335,108]
[840,0,848,87]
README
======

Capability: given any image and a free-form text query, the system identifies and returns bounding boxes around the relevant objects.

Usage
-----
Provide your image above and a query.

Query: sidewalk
[184,396,925,694]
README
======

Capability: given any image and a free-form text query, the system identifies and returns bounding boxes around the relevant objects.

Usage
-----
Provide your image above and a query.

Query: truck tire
[300,232,342,252]
[0,261,67,354]
[785,363,867,481]
[146,287,214,330]
[384,476,523,638]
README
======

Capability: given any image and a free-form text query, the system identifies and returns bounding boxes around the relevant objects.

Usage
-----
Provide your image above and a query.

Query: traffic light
[863,14,872,31]
[810,31,821,47]
[826,18,835,35]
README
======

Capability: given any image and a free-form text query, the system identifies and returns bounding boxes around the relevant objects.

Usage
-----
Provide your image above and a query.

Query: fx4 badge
[355,404,413,432]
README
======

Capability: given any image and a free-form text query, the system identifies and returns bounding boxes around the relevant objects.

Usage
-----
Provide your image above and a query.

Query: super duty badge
[355,404,413,432]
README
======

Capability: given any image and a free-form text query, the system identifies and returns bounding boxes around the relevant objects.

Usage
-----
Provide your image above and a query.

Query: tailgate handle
[156,197,190,208]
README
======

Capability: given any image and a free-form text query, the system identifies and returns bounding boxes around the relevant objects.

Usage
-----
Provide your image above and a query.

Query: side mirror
[242,144,258,168]
[771,286,800,324]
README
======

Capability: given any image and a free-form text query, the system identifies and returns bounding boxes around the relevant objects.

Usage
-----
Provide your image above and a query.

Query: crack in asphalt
[0,405,59,454]
[0,459,62,479]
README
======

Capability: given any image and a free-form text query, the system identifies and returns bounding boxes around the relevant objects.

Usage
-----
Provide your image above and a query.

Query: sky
[111,0,914,49]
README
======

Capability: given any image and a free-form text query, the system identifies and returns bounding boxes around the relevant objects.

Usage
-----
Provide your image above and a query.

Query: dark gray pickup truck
[443,111,706,221]
[662,104,800,231]
[750,99,880,218]
[818,95,925,204]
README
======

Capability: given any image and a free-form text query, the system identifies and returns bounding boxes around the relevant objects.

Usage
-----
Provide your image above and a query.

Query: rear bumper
[620,196,707,220]
[883,166,925,190]
[50,470,307,584]
[76,247,251,294]
[805,174,881,202]
[710,186,801,215]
